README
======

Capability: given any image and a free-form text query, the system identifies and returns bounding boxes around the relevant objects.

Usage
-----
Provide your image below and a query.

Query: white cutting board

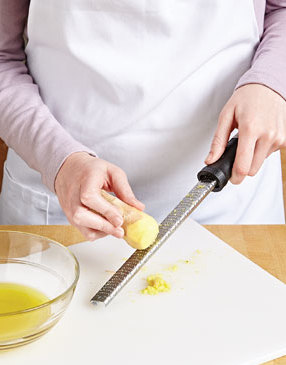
[2,219,286,365]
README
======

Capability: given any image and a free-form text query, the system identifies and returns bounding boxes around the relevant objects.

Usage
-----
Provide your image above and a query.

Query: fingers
[205,106,235,164]
[73,166,144,238]
[249,138,272,176]
[231,128,286,183]
[71,206,125,239]
[109,166,145,211]
[80,180,124,228]
[77,226,108,242]
[230,129,257,184]
[64,183,125,240]
[266,121,286,157]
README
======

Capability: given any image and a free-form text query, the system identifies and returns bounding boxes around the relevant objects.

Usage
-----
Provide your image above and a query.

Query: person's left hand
[205,84,286,184]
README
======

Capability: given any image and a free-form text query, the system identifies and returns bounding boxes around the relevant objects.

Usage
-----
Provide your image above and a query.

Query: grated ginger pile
[141,274,170,295]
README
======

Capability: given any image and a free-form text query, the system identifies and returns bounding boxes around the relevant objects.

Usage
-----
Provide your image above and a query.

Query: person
[0,1,285,241]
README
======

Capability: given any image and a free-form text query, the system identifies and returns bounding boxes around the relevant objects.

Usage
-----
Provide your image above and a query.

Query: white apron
[0,0,284,224]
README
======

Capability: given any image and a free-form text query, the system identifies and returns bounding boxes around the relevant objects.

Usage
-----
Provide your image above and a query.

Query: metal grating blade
[90,180,217,306]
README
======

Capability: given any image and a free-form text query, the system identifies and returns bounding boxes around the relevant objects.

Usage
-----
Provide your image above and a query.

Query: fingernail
[115,227,125,238]
[114,216,123,227]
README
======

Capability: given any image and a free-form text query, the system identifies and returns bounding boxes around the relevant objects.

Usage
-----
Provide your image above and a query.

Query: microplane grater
[91,180,216,306]
[90,136,238,307]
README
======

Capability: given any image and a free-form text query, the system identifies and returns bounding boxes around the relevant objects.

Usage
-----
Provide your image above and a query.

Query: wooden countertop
[1,224,286,365]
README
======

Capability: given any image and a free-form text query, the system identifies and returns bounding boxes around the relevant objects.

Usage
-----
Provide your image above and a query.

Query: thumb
[109,166,145,211]
[205,108,235,164]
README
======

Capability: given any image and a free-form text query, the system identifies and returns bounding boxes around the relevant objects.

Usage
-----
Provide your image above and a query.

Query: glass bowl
[0,231,79,349]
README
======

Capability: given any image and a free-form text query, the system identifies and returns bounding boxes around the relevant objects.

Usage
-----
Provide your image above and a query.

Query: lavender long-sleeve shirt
[0,1,286,193]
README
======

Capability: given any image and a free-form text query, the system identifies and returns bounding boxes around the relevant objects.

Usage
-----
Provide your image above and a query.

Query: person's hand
[205,84,286,184]
[55,152,145,241]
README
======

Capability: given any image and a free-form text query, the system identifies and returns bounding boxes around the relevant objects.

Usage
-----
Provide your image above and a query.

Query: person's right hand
[54,152,145,241]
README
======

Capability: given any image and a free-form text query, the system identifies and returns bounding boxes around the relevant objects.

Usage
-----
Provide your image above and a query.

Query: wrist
[64,151,95,165]
[55,152,96,193]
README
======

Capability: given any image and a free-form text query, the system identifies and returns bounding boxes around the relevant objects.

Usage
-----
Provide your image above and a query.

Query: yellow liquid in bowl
[0,283,50,342]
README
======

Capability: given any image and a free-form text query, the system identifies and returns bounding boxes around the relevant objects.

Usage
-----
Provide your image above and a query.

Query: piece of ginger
[141,274,170,295]
[124,214,159,250]
[101,190,159,250]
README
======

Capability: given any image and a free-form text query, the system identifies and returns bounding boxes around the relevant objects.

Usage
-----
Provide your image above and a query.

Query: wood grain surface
[281,148,286,217]
[0,224,285,364]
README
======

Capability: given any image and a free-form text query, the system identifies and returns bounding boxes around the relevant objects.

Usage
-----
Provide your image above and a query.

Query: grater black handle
[197,135,238,192]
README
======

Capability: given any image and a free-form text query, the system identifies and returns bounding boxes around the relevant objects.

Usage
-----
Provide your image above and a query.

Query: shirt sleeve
[236,0,286,100]
[0,0,96,193]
